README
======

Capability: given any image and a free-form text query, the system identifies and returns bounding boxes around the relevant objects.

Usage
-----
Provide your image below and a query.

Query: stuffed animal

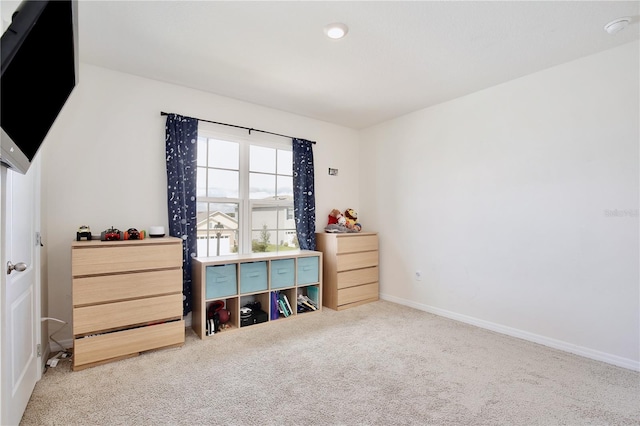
[328,209,346,226]
[325,208,352,233]
[344,208,358,228]
[343,208,362,232]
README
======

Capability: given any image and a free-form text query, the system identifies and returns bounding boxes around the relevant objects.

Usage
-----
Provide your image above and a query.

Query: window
[196,132,297,256]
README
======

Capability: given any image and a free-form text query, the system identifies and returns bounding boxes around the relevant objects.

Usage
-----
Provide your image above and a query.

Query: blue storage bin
[271,259,295,289]
[297,256,319,285]
[206,264,237,299]
[240,261,268,293]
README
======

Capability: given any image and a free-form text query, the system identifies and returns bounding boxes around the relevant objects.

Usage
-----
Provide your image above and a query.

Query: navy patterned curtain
[165,114,198,315]
[292,138,316,250]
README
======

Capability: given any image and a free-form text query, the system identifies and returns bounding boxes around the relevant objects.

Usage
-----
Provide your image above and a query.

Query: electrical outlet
[415,271,422,281]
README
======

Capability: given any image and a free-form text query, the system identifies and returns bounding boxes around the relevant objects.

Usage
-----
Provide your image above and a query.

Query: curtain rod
[160,112,316,144]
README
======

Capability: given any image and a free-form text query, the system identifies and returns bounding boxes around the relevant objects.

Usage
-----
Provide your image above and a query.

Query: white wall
[40,44,639,369]
[41,64,359,342]
[360,41,639,369]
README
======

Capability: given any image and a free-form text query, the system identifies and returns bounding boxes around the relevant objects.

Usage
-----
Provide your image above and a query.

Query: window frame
[196,125,295,256]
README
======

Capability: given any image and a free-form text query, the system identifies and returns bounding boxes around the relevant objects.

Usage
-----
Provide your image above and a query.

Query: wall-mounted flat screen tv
[1,0,78,174]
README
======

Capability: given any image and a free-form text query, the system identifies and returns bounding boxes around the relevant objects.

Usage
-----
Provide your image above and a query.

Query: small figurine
[77,225,92,241]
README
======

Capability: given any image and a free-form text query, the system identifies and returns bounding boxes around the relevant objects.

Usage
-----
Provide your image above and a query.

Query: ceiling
[6,1,640,129]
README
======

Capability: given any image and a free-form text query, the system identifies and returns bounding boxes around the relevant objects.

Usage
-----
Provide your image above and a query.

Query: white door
[0,161,41,426]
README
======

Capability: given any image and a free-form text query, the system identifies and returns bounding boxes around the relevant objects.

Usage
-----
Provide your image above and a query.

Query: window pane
[250,173,275,199]
[250,229,298,253]
[251,228,276,253]
[196,202,208,220]
[277,150,292,175]
[277,230,298,250]
[250,145,276,173]
[197,137,207,167]
[196,167,207,197]
[209,139,239,169]
[278,205,295,228]
[252,206,277,231]
[196,202,239,256]
[208,169,239,198]
[208,202,239,219]
[277,176,293,198]
[251,204,297,254]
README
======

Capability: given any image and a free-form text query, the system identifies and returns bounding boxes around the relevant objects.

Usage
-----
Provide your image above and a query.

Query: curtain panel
[165,114,198,315]
[292,138,316,250]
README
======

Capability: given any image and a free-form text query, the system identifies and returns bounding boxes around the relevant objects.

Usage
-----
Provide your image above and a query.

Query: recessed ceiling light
[604,17,631,35]
[324,23,348,40]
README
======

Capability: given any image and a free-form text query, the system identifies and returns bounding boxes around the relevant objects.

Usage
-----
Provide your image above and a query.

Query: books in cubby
[271,291,294,318]
[297,294,317,313]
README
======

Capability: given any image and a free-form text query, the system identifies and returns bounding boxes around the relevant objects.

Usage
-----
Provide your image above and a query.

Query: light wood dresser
[71,237,185,370]
[315,232,379,310]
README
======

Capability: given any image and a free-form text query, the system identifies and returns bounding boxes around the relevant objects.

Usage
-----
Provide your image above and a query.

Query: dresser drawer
[72,242,182,276]
[297,256,319,285]
[337,234,378,254]
[338,282,379,307]
[270,259,295,289]
[337,266,378,289]
[336,251,378,272]
[206,264,238,299]
[74,320,185,368]
[73,269,182,306]
[73,294,183,335]
[239,261,268,293]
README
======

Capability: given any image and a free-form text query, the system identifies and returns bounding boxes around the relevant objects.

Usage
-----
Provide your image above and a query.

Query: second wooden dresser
[316,232,379,310]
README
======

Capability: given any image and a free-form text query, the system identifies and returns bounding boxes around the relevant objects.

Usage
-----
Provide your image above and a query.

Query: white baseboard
[380,293,640,372]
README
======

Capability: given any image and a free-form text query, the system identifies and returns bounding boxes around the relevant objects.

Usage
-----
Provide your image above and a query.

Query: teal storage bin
[240,261,268,293]
[206,264,237,299]
[271,259,295,289]
[297,256,319,285]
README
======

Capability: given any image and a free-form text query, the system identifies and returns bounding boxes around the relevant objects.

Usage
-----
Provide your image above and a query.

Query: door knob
[6,261,27,275]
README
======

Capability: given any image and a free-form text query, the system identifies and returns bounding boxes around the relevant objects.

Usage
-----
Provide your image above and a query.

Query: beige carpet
[21,301,640,425]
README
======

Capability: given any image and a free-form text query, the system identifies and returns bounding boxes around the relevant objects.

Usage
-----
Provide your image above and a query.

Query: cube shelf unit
[192,250,323,339]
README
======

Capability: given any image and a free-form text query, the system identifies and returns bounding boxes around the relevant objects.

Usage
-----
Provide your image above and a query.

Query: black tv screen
[0,0,78,174]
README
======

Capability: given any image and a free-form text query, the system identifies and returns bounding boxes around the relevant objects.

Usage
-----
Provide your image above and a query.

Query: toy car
[125,228,140,240]
[76,225,92,241]
[101,226,123,241]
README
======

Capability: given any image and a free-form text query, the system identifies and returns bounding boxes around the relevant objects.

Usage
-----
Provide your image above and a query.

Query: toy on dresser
[324,208,362,233]
[344,208,362,232]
